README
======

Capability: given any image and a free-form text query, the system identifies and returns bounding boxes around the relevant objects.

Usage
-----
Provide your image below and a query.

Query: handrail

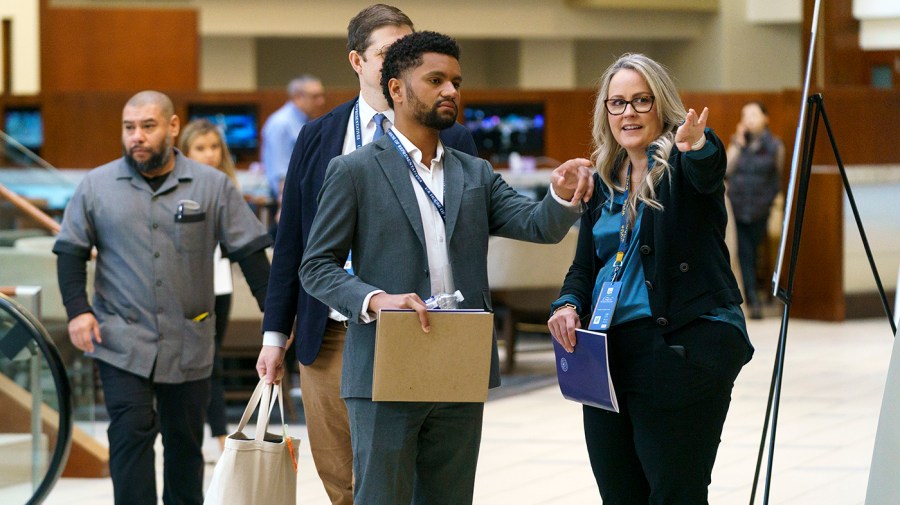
[0,293,73,505]
[0,181,61,234]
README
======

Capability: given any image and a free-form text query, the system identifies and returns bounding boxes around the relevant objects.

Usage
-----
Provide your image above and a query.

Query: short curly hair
[380,31,461,108]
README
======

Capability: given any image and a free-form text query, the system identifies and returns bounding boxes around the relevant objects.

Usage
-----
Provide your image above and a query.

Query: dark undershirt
[57,248,270,320]
[142,172,169,192]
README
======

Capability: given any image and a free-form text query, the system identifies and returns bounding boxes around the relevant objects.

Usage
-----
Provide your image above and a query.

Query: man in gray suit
[300,31,593,504]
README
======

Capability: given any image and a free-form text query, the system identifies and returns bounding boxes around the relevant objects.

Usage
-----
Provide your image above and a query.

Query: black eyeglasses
[604,95,655,115]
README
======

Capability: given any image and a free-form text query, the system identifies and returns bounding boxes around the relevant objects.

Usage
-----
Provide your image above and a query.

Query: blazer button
[656,317,669,326]
[679,262,690,272]
[640,245,652,255]
[644,280,654,291]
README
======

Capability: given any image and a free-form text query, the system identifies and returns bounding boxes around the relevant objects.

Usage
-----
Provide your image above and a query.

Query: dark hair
[745,100,769,116]
[380,31,460,108]
[346,4,413,54]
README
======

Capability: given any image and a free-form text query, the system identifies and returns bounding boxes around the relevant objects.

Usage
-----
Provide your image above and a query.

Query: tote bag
[204,379,300,505]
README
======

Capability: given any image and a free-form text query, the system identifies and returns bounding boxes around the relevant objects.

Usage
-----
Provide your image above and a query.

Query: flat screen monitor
[187,104,259,151]
[463,103,545,164]
[4,107,43,152]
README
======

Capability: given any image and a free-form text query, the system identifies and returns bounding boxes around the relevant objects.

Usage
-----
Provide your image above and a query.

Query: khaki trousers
[299,321,353,505]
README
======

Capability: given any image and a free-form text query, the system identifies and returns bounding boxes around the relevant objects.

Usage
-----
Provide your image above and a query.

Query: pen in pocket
[192,312,209,322]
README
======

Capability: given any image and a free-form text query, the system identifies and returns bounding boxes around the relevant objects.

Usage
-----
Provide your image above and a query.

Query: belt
[326,318,349,330]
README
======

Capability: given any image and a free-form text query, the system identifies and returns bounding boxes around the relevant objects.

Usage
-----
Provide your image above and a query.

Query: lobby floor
[43,314,897,504]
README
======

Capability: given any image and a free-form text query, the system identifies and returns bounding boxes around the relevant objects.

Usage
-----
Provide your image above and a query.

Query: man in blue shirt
[260,74,325,198]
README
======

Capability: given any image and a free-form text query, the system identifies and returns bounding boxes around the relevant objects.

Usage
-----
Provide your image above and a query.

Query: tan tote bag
[204,379,300,505]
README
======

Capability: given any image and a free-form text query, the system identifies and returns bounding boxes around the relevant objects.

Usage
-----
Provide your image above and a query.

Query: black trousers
[207,293,231,437]
[97,360,210,505]
[736,218,768,307]
[583,318,749,505]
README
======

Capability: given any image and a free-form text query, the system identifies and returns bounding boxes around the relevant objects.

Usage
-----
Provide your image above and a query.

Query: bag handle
[235,379,284,441]
[255,381,282,441]
[256,383,287,442]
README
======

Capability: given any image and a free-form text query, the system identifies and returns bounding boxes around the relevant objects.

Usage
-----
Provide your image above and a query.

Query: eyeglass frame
[604,95,655,115]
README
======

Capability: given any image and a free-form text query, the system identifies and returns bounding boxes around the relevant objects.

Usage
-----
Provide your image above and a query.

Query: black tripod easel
[748,93,898,505]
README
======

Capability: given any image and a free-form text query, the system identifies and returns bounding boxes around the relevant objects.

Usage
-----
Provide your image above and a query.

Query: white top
[213,244,233,296]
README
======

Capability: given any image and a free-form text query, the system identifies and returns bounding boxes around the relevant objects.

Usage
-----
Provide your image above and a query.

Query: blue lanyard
[352,101,363,149]
[386,129,446,223]
[610,163,632,282]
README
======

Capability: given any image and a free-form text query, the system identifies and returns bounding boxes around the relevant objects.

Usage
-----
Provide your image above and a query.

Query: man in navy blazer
[256,5,475,504]
[300,31,593,504]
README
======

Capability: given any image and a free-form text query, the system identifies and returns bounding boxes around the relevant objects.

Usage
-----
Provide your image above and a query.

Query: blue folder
[552,328,619,413]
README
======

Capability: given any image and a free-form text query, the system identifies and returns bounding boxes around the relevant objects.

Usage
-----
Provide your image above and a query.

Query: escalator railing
[0,127,68,236]
[0,290,73,505]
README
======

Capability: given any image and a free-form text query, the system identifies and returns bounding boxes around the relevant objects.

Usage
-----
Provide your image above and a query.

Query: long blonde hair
[179,118,240,189]
[591,53,686,225]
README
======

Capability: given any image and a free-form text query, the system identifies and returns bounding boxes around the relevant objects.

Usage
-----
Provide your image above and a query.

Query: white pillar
[518,39,576,90]
[200,36,257,92]
[0,0,41,95]
[866,319,900,503]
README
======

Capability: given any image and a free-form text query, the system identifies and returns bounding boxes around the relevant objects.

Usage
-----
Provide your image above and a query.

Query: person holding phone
[726,101,784,319]
[547,54,753,504]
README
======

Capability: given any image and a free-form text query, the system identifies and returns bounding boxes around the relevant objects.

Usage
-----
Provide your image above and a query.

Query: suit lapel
[442,148,463,241]
[375,137,427,250]
[322,99,356,158]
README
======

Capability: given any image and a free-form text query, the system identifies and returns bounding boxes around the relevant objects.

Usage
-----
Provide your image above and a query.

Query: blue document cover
[552,328,619,413]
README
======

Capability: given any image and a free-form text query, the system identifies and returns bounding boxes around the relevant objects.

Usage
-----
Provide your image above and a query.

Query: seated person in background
[179,118,240,457]
[726,101,784,319]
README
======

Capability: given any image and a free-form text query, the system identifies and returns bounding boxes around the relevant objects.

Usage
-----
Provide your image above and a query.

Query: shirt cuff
[262,331,289,348]
[359,290,386,324]
[549,185,583,210]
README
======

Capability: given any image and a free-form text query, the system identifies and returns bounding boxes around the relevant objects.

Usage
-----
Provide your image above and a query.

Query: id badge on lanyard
[588,164,632,332]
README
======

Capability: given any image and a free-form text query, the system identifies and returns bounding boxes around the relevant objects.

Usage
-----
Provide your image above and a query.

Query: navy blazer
[263,98,478,365]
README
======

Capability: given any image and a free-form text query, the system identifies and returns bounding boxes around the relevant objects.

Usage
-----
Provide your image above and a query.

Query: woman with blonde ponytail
[548,54,753,504]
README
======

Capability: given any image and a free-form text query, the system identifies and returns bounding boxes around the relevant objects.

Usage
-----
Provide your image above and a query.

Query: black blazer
[263,98,478,365]
[558,131,743,333]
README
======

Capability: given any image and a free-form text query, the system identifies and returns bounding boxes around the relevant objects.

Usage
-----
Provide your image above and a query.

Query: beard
[407,86,457,130]
[123,138,172,174]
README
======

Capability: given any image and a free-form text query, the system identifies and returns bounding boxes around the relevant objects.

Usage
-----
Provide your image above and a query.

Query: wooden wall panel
[803,0,900,88]
[14,87,898,171]
[807,88,900,166]
[40,4,198,93]
[10,87,894,323]
[786,169,845,321]
[39,91,131,168]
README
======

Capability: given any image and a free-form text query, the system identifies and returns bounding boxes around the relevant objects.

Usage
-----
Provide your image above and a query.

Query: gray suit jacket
[300,134,581,399]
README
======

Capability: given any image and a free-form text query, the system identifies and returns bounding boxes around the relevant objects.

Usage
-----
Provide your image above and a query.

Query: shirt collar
[388,126,444,166]
[357,93,395,128]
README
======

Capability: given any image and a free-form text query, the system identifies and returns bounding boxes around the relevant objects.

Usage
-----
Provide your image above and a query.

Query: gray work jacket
[54,152,271,383]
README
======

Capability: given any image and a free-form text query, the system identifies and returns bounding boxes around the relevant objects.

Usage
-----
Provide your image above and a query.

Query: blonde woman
[548,54,753,504]
[179,119,237,455]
